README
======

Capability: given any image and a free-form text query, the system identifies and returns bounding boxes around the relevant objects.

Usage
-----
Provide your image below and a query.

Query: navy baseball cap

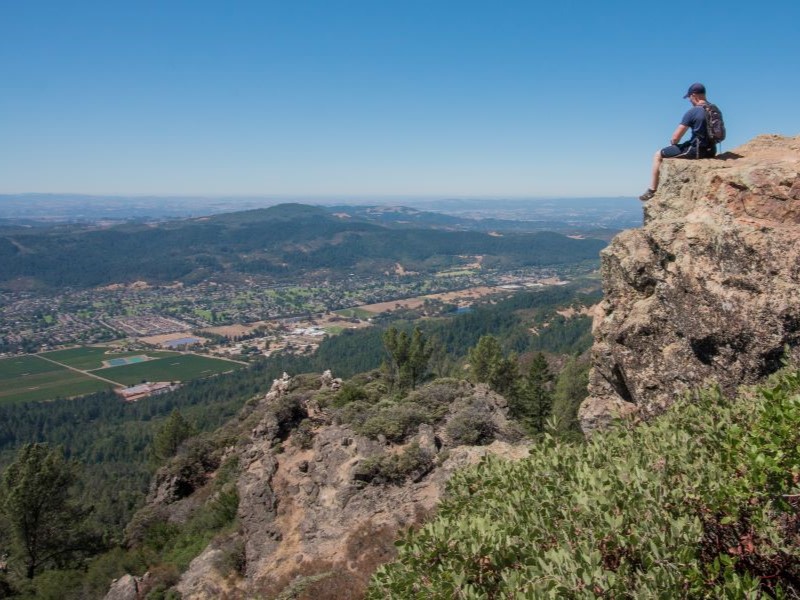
[683,83,706,98]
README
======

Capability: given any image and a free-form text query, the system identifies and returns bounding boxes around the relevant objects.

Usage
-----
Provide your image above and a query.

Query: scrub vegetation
[369,367,800,599]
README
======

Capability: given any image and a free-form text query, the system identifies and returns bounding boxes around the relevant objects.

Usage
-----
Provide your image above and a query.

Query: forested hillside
[0,203,605,288]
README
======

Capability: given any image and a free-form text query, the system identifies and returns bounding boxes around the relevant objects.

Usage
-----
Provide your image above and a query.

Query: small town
[0,264,585,357]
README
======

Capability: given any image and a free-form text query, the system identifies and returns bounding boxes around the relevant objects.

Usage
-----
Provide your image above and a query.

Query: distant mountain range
[0,194,641,235]
[0,203,606,290]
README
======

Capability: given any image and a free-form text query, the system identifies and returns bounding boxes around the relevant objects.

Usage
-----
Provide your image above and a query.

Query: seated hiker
[640,83,719,201]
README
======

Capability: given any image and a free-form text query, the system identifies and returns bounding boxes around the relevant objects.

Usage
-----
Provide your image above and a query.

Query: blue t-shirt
[681,105,709,145]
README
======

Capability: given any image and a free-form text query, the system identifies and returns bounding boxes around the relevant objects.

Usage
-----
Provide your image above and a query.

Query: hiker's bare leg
[650,150,663,191]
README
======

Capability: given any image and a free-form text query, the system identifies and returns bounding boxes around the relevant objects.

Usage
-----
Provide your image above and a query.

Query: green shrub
[369,368,800,598]
[161,528,216,572]
[331,382,369,408]
[356,402,433,443]
[24,569,84,600]
[213,454,240,488]
[287,373,323,393]
[143,521,181,553]
[291,419,315,449]
[81,547,148,599]
[141,564,180,598]
[152,410,196,463]
[335,379,469,443]
[404,379,466,419]
[444,403,495,446]
[204,486,239,529]
[354,443,434,484]
[145,584,182,600]
[334,399,373,429]
[0,573,15,598]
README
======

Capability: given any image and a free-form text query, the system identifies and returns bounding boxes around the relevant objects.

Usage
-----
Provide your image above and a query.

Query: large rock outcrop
[137,372,530,600]
[580,134,800,433]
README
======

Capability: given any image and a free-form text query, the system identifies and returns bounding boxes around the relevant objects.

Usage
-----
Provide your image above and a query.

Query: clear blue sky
[2,1,798,198]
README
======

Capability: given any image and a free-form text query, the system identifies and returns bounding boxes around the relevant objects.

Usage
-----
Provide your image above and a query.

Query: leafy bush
[404,379,467,418]
[335,379,465,443]
[331,382,369,408]
[444,403,495,446]
[333,400,374,429]
[20,569,84,600]
[369,368,800,598]
[355,402,433,443]
[354,443,435,484]
[204,486,239,529]
[145,583,181,600]
[287,373,324,393]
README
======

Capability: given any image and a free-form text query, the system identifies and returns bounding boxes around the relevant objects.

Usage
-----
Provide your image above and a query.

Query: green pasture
[335,307,374,319]
[0,355,112,405]
[93,354,242,386]
[42,346,177,370]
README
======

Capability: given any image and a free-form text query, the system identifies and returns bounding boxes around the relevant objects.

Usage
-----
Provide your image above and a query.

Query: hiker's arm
[670,124,689,145]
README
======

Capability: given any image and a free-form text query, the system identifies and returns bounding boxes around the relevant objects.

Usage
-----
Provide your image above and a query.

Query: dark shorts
[661,141,716,159]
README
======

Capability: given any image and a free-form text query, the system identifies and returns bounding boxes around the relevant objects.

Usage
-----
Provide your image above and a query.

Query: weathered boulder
[103,573,149,600]
[580,134,800,433]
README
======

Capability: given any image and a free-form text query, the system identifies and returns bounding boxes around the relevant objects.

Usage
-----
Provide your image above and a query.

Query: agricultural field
[92,354,244,386]
[0,355,112,405]
[42,346,178,370]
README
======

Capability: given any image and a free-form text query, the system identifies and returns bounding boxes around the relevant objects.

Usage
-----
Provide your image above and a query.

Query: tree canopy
[1,444,98,579]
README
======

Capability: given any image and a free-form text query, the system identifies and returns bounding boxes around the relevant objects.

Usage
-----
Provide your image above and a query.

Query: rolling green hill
[0,203,605,289]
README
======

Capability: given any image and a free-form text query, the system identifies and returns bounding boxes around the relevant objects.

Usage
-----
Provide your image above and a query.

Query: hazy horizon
[0,193,641,225]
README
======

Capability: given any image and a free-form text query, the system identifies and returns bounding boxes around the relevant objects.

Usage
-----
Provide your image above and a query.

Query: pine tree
[1,443,97,579]
[383,326,432,391]
[382,326,408,391]
[467,335,518,395]
[406,327,433,390]
[467,335,504,384]
[511,352,553,434]
[551,357,590,436]
[426,335,453,379]
[152,409,196,462]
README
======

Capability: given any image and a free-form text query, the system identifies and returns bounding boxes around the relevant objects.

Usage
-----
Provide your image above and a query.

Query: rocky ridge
[580,134,800,433]
[112,371,529,600]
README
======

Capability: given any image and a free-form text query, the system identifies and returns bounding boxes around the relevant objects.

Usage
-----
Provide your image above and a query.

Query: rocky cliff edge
[580,134,800,433]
